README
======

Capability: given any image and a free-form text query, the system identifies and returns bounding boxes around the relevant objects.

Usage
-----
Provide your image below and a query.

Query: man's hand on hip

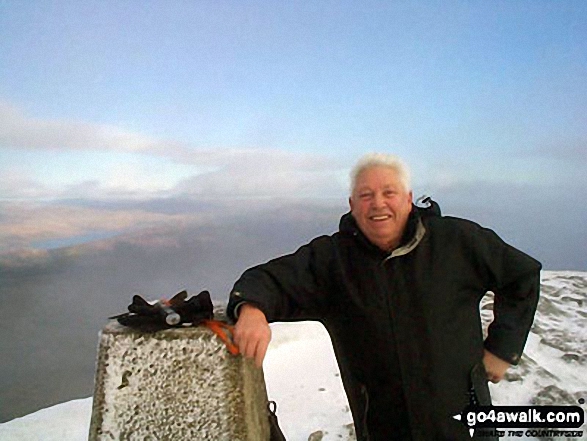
[233,304,271,368]
[482,349,511,383]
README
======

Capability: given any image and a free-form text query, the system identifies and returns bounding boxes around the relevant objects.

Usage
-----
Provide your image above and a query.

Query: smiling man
[227,153,541,440]
[349,161,413,251]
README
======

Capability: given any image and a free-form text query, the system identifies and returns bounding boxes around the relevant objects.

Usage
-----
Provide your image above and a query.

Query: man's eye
[359,193,373,199]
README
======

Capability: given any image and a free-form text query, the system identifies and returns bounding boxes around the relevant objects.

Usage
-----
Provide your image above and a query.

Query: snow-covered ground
[1,271,585,440]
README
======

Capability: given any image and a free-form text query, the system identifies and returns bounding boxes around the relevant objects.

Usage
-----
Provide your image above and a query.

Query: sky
[0,0,586,270]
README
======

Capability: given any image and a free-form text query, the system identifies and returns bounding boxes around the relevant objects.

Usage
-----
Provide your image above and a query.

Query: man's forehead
[356,181,400,190]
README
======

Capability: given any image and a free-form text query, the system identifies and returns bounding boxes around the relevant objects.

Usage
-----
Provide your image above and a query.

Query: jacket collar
[339,205,426,256]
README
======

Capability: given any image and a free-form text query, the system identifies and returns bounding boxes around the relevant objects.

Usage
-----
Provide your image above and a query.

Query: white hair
[349,153,412,195]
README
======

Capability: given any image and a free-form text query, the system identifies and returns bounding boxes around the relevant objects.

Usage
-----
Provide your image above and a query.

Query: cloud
[0,101,349,202]
[0,170,53,200]
[0,149,347,202]
[0,102,342,168]
[0,101,191,156]
[172,149,348,199]
[0,106,348,251]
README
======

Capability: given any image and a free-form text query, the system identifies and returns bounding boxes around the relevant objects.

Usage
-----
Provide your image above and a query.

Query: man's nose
[372,192,385,208]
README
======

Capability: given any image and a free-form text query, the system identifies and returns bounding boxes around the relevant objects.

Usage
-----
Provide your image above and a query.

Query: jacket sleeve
[226,235,335,323]
[483,270,540,364]
[473,226,541,365]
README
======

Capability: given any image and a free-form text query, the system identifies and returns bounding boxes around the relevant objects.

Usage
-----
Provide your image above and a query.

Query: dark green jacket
[227,205,541,440]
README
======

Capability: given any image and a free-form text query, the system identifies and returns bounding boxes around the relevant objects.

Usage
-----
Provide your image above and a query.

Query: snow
[0,398,93,441]
[0,271,585,441]
[264,321,354,440]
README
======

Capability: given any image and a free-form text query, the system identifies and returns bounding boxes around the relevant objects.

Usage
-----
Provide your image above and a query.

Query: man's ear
[406,191,414,213]
[348,196,354,212]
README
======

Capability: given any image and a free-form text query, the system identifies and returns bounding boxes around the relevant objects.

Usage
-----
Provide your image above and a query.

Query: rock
[531,385,576,406]
[308,430,324,441]
[89,320,270,440]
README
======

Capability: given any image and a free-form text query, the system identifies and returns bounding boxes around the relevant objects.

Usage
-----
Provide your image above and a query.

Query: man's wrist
[233,301,247,319]
[234,301,265,319]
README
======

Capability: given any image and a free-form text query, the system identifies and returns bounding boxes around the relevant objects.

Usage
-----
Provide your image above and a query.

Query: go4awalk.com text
[453,405,585,438]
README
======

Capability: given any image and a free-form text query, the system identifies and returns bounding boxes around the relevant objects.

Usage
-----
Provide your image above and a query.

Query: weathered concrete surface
[89,320,269,440]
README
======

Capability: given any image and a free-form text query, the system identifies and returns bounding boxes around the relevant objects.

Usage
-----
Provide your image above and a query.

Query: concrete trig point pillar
[89,318,270,440]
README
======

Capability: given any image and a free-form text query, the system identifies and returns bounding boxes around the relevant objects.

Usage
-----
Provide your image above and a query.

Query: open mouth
[369,214,392,221]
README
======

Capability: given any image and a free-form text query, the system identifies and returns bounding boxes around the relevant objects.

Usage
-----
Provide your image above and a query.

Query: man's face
[349,166,413,251]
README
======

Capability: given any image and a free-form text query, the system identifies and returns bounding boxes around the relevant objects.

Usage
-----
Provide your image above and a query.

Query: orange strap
[202,320,240,356]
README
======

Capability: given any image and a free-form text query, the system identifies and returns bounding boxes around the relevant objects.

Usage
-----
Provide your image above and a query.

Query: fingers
[233,304,271,368]
[255,341,268,367]
[234,324,271,367]
[236,332,270,368]
[486,373,502,384]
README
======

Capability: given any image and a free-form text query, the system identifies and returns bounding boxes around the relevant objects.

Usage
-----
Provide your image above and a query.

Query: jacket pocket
[358,383,371,441]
